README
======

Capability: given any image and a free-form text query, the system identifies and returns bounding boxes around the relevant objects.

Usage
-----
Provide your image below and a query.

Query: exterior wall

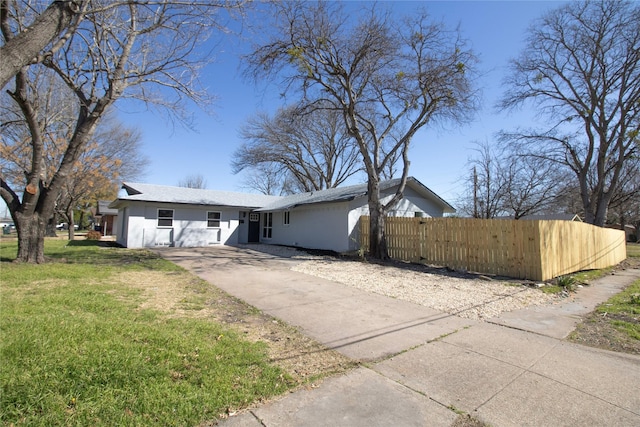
[346,187,447,251]
[385,187,445,218]
[263,202,351,252]
[116,202,243,248]
[237,211,251,244]
[262,187,447,253]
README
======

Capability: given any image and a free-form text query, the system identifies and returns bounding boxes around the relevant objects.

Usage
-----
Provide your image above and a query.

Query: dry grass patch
[118,270,355,384]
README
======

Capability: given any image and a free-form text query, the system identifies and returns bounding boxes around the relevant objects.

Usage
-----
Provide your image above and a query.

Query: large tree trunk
[45,216,57,237]
[580,184,613,227]
[367,179,389,260]
[15,212,47,263]
[593,197,611,227]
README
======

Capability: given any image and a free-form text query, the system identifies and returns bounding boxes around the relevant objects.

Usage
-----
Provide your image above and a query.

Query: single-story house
[94,200,118,236]
[109,177,455,252]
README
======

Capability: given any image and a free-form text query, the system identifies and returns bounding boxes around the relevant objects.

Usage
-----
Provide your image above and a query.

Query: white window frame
[283,210,290,226]
[207,211,221,228]
[262,212,273,239]
[157,209,174,228]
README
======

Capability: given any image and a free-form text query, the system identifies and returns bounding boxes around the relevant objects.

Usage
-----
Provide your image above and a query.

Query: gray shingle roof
[109,177,455,213]
[257,177,455,212]
[97,200,118,215]
[111,183,282,208]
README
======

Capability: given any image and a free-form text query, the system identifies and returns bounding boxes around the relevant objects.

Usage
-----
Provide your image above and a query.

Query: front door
[248,212,260,243]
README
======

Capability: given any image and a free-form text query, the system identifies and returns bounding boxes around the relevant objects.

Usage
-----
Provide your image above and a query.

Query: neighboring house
[109,177,455,252]
[95,200,119,236]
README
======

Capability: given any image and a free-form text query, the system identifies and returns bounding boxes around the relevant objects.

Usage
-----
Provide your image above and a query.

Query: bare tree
[238,164,298,196]
[1,73,148,240]
[0,0,88,89]
[458,141,565,219]
[458,141,508,219]
[245,2,477,258]
[499,0,640,226]
[178,174,207,189]
[501,154,565,219]
[233,104,361,193]
[56,118,147,239]
[0,0,242,263]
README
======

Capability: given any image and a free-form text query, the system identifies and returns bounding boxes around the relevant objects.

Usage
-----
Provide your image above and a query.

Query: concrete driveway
[158,245,640,427]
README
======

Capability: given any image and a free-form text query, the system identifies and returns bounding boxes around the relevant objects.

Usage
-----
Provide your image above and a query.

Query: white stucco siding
[265,202,351,252]
[347,202,370,252]
[116,202,242,248]
[382,187,445,218]
[117,203,146,248]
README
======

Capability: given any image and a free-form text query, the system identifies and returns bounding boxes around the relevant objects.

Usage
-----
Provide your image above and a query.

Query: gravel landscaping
[242,244,558,321]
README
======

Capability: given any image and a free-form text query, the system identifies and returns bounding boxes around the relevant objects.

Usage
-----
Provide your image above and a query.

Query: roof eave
[405,177,456,213]
[256,195,360,212]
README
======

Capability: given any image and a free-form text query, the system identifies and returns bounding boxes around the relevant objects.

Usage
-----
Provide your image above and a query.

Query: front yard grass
[569,278,640,355]
[0,239,294,426]
[593,279,640,340]
[627,242,640,258]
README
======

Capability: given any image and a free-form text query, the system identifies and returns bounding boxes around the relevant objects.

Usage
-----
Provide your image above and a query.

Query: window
[207,211,221,228]
[283,211,290,225]
[157,209,173,227]
[262,212,272,238]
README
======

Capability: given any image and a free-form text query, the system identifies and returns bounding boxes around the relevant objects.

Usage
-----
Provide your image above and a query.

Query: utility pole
[473,166,478,218]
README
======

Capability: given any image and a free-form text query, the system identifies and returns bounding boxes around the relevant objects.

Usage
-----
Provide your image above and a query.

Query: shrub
[85,230,102,240]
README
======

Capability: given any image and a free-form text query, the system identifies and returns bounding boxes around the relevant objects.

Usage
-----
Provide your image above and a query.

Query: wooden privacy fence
[360,216,627,282]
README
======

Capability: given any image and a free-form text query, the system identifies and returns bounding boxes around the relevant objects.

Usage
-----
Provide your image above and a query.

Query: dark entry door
[248,212,260,243]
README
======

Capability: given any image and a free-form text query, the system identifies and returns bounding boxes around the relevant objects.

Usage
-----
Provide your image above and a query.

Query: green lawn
[0,239,292,426]
[627,243,640,258]
[595,279,640,340]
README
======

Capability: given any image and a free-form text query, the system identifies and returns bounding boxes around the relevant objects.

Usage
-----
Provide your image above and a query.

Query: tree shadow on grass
[45,240,176,270]
[66,240,123,248]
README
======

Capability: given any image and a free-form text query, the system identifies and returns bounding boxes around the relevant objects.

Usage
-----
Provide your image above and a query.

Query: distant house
[109,177,455,252]
[95,200,118,236]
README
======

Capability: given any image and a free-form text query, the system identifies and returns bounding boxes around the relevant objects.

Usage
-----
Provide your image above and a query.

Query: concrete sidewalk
[490,268,640,339]
[159,246,640,427]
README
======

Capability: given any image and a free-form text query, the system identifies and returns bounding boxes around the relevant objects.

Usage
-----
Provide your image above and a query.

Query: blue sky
[116,1,566,207]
